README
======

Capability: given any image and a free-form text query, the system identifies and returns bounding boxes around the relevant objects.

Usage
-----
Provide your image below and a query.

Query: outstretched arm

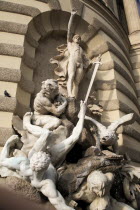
[49,101,87,166]
[67,10,77,43]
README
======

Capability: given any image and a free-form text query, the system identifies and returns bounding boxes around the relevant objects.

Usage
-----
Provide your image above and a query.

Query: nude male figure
[67,10,89,98]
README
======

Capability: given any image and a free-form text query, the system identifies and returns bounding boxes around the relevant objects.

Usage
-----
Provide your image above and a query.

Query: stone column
[123,0,140,34]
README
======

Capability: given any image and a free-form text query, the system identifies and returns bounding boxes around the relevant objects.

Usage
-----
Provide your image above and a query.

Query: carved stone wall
[0,0,140,163]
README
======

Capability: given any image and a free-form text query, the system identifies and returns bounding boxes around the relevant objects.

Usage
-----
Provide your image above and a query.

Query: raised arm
[49,101,87,166]
[67,10,77,43]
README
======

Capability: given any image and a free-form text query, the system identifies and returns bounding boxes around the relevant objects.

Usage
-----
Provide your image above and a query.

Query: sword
[84,54,102,103]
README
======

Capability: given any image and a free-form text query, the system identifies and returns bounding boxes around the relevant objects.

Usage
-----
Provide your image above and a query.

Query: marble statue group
[0,10,140,210]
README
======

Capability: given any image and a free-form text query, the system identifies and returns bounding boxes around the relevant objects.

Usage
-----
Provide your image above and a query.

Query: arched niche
[18,10,97,112]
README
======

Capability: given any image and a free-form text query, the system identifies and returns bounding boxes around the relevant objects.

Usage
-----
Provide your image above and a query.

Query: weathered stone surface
[0,67,21,82]
[0,176,42,202]
[0,20,28,35]
[0,96,16,112]
[0,1,40,17]
[0,127,14,146]
[58,152,124,195]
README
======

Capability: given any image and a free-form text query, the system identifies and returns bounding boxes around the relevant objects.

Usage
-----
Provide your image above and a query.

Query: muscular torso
[68,42,83,63]
[34,92,52,115]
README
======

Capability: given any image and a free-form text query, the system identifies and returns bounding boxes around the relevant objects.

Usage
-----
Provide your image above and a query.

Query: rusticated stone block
[0,20,27,35]
[0,43,24,57]
[0,67,21,82]
[0,1,40,17]
[0,96,16,112]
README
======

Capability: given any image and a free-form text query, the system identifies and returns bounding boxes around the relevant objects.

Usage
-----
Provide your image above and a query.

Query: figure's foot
[6,135,19,147]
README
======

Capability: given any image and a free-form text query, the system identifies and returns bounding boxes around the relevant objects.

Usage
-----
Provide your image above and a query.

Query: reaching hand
[71,9,77,15]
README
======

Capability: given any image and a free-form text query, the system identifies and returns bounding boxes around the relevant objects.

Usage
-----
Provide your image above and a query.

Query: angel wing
[108,113,134,131]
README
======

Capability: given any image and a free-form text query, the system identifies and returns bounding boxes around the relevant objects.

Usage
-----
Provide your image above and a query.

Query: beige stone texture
[20,63,33,81]
[115,72,136,97]
[117,91,139,115]
[0,112,13,128]
[135,82,140,90]
[0,11,32,24]
[41,12,53,35]
[82,5,94,25]
[3,0,51,13]
[95,69,115,81]
[0,81,17,97]
[120,134,140,162]
[16,86,31,107]
[24,40,35,58]
[110,53,134,82]
[101,110,121,123]
[133,68,140,82]
[123,0,140,34]
[27,21,41,42]
[0,55,21,69]
[129,31,140,46]
[0,32,24,45]
[97,89,117,101]
[59,0,71,12]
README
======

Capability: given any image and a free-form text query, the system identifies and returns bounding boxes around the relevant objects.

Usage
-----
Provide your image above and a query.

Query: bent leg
[67,61,76,97]
[40,179,74,210]
[73,66,84,98]
[0,135,19,160]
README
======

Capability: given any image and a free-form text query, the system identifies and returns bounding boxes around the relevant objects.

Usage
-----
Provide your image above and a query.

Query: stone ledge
[0,1,40,17]
[0,127,14,146]
[0,67,21,82]
[0,43,24,57]
[0,96,16,112]
[0,20,27,35]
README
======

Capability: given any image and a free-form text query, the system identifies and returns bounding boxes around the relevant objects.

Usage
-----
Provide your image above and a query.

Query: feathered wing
[108,113,134,131]
[121,164,140,180]
[85,115,106,131]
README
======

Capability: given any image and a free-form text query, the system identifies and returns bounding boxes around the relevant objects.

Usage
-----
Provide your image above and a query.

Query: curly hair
[30,151,51,172]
